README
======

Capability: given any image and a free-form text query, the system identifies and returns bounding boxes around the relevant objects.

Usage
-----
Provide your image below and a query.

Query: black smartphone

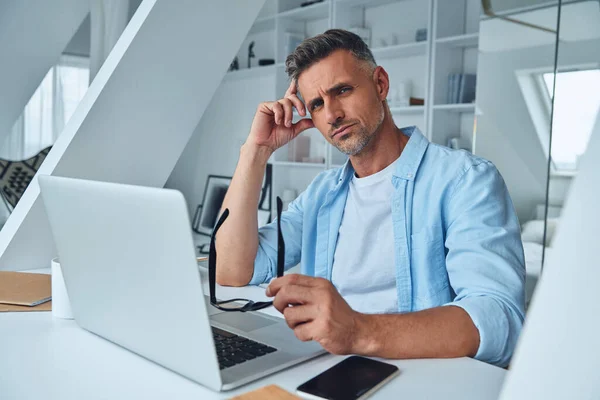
[296,356,400,400]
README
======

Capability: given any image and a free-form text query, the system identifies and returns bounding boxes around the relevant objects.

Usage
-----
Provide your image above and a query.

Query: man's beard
[334,125,375,156]
[333,111,384,156]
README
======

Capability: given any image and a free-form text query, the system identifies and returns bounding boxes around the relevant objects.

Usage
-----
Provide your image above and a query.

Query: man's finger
[283,304,316,329]
[277,98,294,128]
[271,102,284,125]
[286,94,306,117]
[266,273,322,297]
[292,118,314,136]
[285,79,297,97]
[272,284,314,313]
[293,321,314,342]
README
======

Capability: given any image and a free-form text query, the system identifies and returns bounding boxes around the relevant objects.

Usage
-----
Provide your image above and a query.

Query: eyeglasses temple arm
[209,209,229,304]
[276,197,285,278]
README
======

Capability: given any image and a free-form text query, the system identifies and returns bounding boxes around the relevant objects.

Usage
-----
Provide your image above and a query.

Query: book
[458,74,477,103]
[0,271,51,307]
[447,74,454,104]
[448,73,461,104]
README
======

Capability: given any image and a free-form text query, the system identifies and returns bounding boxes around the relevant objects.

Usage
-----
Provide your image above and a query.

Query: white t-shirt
[331,159,398,314]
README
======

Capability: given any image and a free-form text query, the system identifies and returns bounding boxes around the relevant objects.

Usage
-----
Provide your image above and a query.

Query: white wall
[477,36,600,221]
[62,0,144,58]
[0,0,89,142]
[475,44,555,222]
[548,175,573,207]
[166,73,275,214]
[488,0,557,14]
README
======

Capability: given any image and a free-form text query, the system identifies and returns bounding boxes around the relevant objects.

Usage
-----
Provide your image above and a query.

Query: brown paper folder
[0,271,51,307]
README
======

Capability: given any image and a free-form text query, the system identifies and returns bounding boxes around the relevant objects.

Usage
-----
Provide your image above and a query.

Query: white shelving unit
[433,103,476,112]
[428,0,481,150]
[226,0,481,208]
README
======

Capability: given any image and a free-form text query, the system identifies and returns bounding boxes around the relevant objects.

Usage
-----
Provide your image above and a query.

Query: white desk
[0,269,506,400]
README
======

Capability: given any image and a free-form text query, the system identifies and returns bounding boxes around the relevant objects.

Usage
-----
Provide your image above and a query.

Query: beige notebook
[0,271,51,307]
[230,385,300,400]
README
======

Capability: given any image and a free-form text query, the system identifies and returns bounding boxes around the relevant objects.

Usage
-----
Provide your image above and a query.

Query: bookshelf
[223,0,481,208]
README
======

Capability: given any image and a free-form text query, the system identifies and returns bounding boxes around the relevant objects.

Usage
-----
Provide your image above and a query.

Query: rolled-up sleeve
[444,160,526,367]
[249,192,305,285]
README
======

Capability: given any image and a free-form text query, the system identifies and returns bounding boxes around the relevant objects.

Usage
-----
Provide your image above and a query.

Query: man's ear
[372,66,390,102]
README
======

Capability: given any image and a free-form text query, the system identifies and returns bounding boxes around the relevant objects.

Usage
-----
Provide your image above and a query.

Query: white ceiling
[480,0,600,52]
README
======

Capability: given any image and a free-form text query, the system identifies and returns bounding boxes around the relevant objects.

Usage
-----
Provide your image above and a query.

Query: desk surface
[0,269,506,400]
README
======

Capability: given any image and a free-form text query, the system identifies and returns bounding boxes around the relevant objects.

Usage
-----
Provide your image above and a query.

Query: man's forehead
[297,52,359,98]
[296,74,352,100]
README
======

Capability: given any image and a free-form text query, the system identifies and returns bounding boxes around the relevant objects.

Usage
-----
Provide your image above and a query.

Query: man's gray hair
[285,29,377,83]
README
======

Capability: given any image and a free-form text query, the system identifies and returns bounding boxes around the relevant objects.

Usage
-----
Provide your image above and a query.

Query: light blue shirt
[251,126,526,367]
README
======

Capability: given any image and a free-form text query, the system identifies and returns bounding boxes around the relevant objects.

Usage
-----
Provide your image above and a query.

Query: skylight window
[543,69,600,171]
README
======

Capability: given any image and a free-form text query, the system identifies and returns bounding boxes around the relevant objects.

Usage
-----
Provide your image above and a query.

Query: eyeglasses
[209,197,285,312]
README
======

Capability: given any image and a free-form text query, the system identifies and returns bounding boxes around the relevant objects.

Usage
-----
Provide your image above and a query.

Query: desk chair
[0,146,51,212]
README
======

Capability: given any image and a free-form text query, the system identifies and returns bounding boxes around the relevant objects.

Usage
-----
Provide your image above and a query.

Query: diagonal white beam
[0,0,265,270]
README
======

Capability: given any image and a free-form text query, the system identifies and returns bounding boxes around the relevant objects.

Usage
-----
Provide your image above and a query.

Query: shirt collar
[392,126,429,181]
[337,125,429,184]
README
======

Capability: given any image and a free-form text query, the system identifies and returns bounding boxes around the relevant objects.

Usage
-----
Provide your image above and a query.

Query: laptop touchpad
[211,312,278,333]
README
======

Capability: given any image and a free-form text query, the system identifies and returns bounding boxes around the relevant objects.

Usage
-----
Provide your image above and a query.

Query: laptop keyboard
[211,327,277,370]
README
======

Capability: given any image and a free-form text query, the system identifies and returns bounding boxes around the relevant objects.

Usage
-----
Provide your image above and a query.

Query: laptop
[38,175,325,392]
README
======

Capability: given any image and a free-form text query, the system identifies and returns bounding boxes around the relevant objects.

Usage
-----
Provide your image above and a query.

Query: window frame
[517,63,600,176]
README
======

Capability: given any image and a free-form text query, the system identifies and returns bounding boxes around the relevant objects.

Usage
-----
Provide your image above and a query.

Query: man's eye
[311,101,323,111]
[340,87,351,94]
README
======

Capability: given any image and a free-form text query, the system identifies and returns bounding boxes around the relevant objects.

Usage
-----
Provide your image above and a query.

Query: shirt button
[407,173,413,178]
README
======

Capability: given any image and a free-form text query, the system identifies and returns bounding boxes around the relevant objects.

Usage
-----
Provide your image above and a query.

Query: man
[216,29,525,367]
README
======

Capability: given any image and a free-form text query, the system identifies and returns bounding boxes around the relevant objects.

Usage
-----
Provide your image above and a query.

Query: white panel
[498,110,600,400]
[365,0,429,47]
[271,164,325,208]
[431,111,461,146]
[436,0,467,38]
[547,175,574,206]
[378,55,429,100]
[463,47,479,74]
[393,114,426,133]
[332,4,363,29]
[431,46,464,105]
[459,112,475,148]
[166,73,276,214]
[306,17,330,37]
[465,0,481,34]
[0,0,89,141]
[235,30,276,71]
[0,0,265,270]
[276,19,304,63]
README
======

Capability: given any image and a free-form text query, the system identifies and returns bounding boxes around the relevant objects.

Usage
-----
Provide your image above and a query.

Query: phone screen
[296,356,399,400]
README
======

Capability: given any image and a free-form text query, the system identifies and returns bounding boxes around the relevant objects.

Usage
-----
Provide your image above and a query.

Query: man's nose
[325,100,344,127]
